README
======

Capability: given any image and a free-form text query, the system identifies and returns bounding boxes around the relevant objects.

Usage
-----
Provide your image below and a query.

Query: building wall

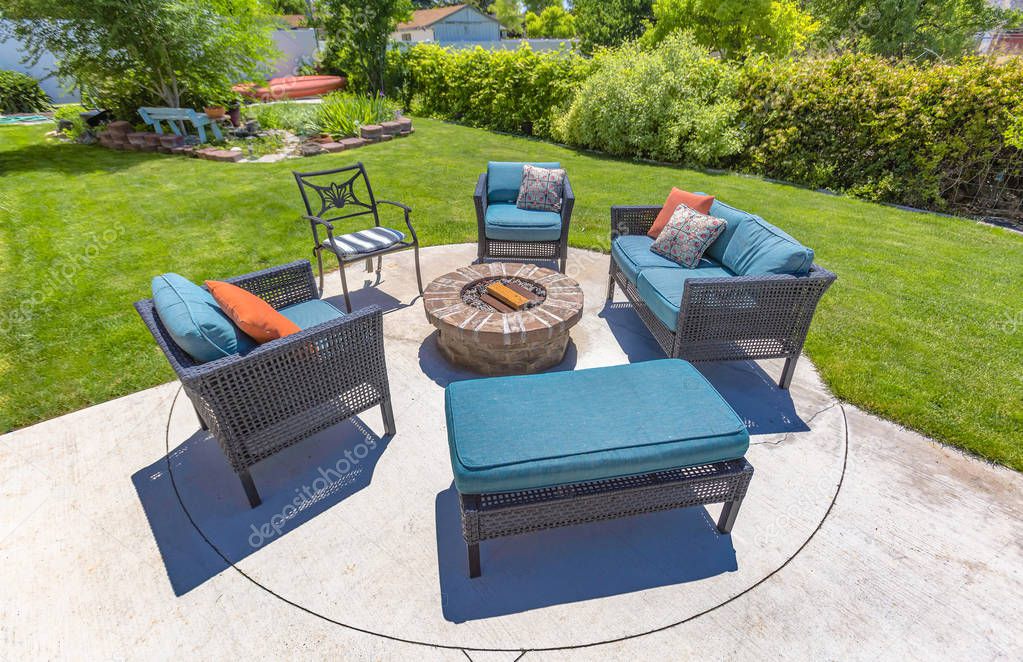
[269,28,318,77]
[432,7,500,43]
[390,27,434,44]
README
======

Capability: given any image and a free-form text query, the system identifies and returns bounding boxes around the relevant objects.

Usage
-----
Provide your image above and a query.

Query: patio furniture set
[135,161,834,578]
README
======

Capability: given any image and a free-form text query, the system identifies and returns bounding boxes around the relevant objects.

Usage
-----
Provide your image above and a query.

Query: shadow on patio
[131,415,391,596]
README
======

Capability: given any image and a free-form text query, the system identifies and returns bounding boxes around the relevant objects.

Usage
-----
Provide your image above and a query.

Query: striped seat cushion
[321,227,406,256]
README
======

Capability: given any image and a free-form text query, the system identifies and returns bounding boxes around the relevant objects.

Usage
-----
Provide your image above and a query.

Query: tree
[319,0,412,93]
[642,0,818,60]
[573,0,653,54]
[524,6,576,38]
[523,0,558,13]
[0,0,277,109]
[806,0,1018,59]
[491,0,524,36]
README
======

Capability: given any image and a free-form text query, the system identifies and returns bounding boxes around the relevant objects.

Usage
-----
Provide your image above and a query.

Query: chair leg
[467,542,481,578]
[413,244,424,295]
[717,497,744,534]
[559,256,567,273]
[607,271,616,301]
[315,249,325,297]
[338,257,352,313]
[192,403,208,431]
[365,257,373,273]
[376,255,382,273]
[779,355,798,390]
[239,469,261,508]
[380,399,396,436]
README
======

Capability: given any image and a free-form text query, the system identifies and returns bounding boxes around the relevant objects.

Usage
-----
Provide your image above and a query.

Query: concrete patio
[1,244,1020,660]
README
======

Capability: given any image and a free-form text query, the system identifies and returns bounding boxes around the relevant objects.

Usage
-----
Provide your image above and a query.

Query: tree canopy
[642,0,818,60]
[319,0,412,93]
[573,0,653,54]
[0,0,277,110]
[524,6,576,38]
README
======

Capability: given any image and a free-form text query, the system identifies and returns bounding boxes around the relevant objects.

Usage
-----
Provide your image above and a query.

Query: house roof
[395,4,478,31]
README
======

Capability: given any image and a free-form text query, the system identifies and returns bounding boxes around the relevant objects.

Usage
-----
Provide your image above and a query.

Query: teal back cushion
[151,273,255,363]
[721,216,814,276]
[487,161,561,203]
[704,199,757,264]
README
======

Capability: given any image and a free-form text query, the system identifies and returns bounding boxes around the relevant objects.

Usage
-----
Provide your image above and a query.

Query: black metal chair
[294,163,423,312]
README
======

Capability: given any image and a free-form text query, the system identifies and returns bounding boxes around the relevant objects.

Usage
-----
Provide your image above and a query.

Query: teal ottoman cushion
[151,273,255,363]
[636,262,735,331]
[484,203,562,241]
[445,359,749,494]
[610,234,681,285]
[487,161,561,204]
[279,299,346,329]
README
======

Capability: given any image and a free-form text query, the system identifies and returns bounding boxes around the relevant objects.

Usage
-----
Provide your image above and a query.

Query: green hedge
[739,54,1023,210]
[0,70,51,114]
[553,34,744,166]
[389,45,1023,215]
[390,44,591,138]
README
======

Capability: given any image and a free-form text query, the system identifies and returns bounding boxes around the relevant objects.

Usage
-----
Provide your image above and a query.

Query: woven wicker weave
[474,171,575,273]
[608,205,836,388]
[459,459,754,578]
[134,260,394,508]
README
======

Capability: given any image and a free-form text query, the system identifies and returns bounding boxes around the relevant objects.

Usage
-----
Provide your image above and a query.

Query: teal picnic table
[137,107,224,143]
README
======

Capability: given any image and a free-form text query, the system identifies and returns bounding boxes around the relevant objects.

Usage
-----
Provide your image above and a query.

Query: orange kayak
[233,75,347,102]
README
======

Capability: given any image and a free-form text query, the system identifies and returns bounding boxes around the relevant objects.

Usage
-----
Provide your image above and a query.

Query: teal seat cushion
[704,199,757,264]
[445,360,749,494]
[279,299,346,329]
[484,203,562,241]
[721,215,814,276]
[611,234,681,285]
[637,262,735,331]
[487,161,561,203]
[151,273,255,363]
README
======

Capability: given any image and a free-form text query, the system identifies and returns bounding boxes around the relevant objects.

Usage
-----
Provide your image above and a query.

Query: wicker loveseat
[134,260,394,508]
[607,201,836,389]
[474,161,575,272]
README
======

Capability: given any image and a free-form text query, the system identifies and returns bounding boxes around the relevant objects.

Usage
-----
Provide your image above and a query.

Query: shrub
[554,34,745,165]
[316,92,398,137]
[740,54,1023,211]
[391,44,591,137]
[243,102,319,134]
[0,70,51,114]
[53,104,87,139]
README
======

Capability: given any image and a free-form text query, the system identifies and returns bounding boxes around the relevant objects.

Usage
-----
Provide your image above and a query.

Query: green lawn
[1,119,1021,470]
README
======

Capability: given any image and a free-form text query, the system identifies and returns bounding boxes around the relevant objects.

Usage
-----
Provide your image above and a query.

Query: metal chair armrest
[376,199,418,243]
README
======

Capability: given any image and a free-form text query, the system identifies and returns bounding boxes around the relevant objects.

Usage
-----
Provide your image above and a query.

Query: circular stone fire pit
[423,263,584,375]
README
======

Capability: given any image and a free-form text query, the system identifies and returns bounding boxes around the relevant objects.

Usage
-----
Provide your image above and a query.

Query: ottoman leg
[716,497,744,534]
[467,543,481,578]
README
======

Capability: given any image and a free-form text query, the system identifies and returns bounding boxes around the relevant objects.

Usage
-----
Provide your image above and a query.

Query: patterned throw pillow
[516,164,566,213]
[649,204,727,268]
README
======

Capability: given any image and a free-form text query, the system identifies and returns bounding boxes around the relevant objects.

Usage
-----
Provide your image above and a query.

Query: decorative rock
[396,117,413,132]
[380,120,402,136]
[204,149,243,162]
[106,121,133,135]
[300,143,325,156]
[158,134,184,149]
[126,132,149,146]
[320,142,346,153]
[142,133,162,147]
[360,124,383,141]
[378,134,393,141]
[170,146,194,156]
[339,137,367,149]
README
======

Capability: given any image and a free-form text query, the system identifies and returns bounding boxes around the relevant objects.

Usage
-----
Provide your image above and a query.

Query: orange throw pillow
[647,188,716,239]
[205,280,301,343]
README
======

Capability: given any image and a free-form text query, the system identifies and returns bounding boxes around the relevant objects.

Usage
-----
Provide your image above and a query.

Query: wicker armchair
[134,261,394,508]
[473,167,575,273]
[607,206,836,389]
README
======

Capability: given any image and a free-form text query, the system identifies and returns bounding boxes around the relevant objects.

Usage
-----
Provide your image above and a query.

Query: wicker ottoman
[445,359,754,578]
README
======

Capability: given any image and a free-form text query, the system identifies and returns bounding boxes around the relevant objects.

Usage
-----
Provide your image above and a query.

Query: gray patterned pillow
[516,164,565,213]
[650,204,727,268]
